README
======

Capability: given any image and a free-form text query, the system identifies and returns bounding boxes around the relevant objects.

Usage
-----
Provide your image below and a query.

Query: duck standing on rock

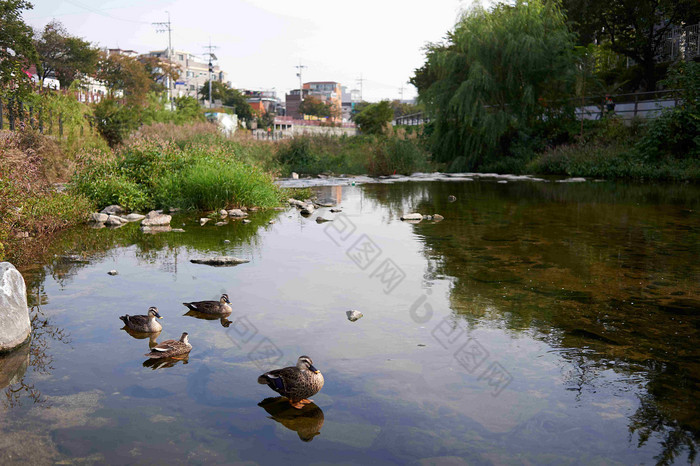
[144,332,192,359]
[119,307,163,333]
[258,356,324,409]
[182,294,232,315]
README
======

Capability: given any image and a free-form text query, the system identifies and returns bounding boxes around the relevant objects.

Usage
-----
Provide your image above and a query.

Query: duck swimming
[144,332,192,359]
[182,294,232,315]
[119,307,163,333]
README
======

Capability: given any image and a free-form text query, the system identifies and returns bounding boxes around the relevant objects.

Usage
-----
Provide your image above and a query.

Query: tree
[561,0,700,91]
[412,0,576,170]
[198,81,253,121]
[96,52,153,106]
[138,55,178,93]
[353,100,394,134]
[34,20,99,88]
[390,100,421,118]
[0,0,38,94]
[298,95,332,118]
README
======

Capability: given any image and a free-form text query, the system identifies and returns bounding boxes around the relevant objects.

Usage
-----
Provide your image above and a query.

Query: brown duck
[258,356,324,409]
[119,306,163,333]
[182,294,231,315]
[144,332,192,359]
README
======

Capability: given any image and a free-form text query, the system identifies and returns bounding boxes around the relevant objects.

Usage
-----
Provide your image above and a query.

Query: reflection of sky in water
[1,180,698,464]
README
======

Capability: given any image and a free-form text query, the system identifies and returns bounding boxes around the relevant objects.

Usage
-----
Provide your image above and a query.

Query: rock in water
[200,218,210,226]
[190,257,251,266]
[100,205,124,215]
[125,213,145,222]
[291,172,299,179]
[447,195,457,202]
[346,310,363,322]
[141,211,172,227]
[432,214,444,222]
[0,262,31,351]
[107,270,118,276]
[89,212,108,223]
[400,213,423,221]
[227,209,248,218]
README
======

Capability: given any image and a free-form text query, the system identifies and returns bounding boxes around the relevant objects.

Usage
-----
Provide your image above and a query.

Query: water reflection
[363,180,700,463]
[142,355,190,370]
[258,396,325,442]
[184,309,233,327]
[122,327,161,348]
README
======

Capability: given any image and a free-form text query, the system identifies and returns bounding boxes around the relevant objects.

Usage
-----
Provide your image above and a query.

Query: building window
[178,54,184,60]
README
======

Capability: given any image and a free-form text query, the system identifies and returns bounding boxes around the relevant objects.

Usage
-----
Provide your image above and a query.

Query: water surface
[1,178,698,465]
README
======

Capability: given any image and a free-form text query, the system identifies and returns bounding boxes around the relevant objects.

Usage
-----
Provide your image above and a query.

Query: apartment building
[145,49,226,100]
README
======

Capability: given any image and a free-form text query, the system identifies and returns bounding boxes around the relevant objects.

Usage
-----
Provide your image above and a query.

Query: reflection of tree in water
[365,180,700,464]
[3,305,71,409]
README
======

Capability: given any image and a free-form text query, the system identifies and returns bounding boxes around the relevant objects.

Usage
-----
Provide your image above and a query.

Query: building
[341,86,361,122]
[243,90,283,114]
[145,49,226,100]
[285,81,342,121]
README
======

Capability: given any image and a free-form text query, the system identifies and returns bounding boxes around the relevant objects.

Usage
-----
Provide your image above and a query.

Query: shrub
[93,98,140,147]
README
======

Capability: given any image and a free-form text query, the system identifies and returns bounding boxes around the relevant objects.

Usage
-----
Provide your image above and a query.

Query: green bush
[93,98,140,147]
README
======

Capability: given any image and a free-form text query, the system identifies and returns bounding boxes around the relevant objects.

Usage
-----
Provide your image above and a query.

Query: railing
[393,90,682,126]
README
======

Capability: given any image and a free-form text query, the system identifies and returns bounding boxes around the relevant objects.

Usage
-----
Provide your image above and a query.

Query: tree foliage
[198,80,253,121]
[561,0,700,91]
[412,0,576,170]
[354,100,394,135]
[299,95,334,118]
[96,52,153,106]
[0,0,38,95]
[34,20,100,88]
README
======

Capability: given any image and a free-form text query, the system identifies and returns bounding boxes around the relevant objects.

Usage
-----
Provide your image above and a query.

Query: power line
[153,12,173,109]
[295,60,307,102]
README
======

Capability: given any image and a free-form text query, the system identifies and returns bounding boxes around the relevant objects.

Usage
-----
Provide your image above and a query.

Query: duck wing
[257,367,297,396]
[124,314,149,326]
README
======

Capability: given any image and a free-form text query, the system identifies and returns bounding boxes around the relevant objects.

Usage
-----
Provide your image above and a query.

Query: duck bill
[309,365,320,374]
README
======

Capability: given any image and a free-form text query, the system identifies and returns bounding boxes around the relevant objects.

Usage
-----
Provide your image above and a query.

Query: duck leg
[298,399,313,405]
[289,400,306,409]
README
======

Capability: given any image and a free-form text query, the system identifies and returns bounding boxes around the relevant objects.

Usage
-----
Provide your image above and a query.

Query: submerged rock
[346,310,363,322]
[242,219,252,224]
[432,214,444,222]
[400,213,423,221]
[215,221,227,227]
[140,225,172,234]
[190,256,250,266]
[0,262,31,352]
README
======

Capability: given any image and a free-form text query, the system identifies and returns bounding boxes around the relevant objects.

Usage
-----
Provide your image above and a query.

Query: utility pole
[153,12,173,110]
[356,74,365,102]
[204,39,218,109]
[399,84,405,102]
[295,60,307,104]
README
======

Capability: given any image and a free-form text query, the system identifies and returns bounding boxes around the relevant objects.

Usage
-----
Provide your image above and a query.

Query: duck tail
[182,302,196,311]
[119,315,128,324]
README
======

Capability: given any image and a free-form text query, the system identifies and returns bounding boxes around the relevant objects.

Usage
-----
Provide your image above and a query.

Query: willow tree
[412,0,576,171]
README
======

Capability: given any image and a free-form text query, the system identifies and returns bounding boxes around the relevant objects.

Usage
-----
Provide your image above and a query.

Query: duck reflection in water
[258,396,325,442]
[183,309,233,328]
[122,326,161,349]
[142,354,189,370]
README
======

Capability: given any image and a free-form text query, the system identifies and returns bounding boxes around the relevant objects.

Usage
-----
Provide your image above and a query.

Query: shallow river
[1,177,698,465]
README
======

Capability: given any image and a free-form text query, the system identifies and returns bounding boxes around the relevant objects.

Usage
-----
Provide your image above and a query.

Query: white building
[145,49,227,100]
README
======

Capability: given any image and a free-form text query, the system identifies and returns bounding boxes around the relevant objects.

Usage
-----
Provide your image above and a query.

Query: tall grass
[70,135,282,211]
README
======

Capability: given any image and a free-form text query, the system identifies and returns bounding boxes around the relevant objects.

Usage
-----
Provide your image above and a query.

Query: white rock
[300,203,315,215]
[242,219,252,224]
[0,262,31,351]
[105,215,124,226]
[433,214,444,222]
[107,270,118,276]
[291,172,299,179]
[141,211,172,226]
[400,213,423,221]
[227,209,248,218]
[89,212,108,223]
[125,213,145,222]
[219,209,228,217]
[346,310,363,322]
[200,218,210,226]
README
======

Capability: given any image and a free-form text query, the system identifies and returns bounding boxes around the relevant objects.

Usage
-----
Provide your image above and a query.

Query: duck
[144,332,192,359]
[119,307,163,333]
[182,294,232,315]
[257,355,324,409]
[258,396,325,442]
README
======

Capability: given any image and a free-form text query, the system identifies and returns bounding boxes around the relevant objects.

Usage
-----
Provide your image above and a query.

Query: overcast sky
[22,0,491,102]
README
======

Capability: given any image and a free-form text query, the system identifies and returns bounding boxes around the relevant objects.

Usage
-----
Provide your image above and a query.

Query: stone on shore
[0,262,31,352]
[125,213,145,222]
[141,211,172,227]
[105,215,126,226]
[200,218,210,226]
[300,203,315,215]
[291,172,299,179]
[100,205,124,215]
[288,199,305,207]
[400,213,423,221]
[190,257,250,266]
[346,310,363,322]
[89,212,109,223]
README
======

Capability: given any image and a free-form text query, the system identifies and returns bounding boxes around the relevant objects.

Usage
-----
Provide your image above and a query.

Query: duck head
[220,294,231,304]
[148,307,163,319]
[296,355,320,374]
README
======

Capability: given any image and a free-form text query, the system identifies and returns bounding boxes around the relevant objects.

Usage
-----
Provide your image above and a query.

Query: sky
[22,0,488,102]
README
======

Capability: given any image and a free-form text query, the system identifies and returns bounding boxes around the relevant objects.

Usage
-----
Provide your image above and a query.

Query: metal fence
[0,98,69,137]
